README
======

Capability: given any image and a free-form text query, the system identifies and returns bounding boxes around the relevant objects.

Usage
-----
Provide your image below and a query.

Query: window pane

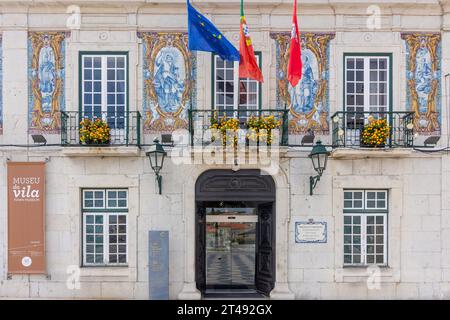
[344,255,352,264]
[356,71,364,81]
[367,200,376,208]
[355,59,364,69]
[117,58,125,68]
[347,71,354,81]
[367,192,376,199]
[347,59,354,69]
[84,57,92,67]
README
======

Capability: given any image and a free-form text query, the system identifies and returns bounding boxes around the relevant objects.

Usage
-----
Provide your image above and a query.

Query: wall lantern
[146,137,167,195]
[308,140,330,196]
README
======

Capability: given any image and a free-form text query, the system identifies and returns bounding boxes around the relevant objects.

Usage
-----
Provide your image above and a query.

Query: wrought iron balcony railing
[331,111,415,148]
[61,111,142,146]
[188,109,289,147]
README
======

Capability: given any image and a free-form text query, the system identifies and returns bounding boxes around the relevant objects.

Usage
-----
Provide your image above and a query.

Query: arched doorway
[195,169,276,297]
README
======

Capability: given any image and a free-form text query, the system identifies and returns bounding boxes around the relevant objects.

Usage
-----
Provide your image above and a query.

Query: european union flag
[187,0,240,61]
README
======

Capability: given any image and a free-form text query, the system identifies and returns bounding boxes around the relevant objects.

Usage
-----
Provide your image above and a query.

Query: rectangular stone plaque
[295,221,327,243]
[148,231,169,300]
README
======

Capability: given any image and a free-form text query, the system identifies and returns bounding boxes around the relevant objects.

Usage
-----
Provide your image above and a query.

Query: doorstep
[203,289,268,300]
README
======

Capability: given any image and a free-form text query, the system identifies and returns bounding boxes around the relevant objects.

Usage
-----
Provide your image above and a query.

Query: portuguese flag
[239,0,264,82]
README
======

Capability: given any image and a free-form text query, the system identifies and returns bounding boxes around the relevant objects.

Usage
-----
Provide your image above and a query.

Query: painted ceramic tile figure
[38,35,56,118]
[290,54,317,114]
[415,46,433,114]
[154,49,185,113]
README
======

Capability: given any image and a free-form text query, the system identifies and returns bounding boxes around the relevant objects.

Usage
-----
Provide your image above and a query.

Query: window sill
[79,266,131,279]
[336,266,400,283]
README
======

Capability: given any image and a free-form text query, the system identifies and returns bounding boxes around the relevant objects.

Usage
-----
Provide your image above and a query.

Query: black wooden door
[255,202,275,295]
[195,203,206,292]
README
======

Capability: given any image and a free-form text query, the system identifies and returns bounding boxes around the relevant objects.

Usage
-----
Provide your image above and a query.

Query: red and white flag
[287,0,303,87]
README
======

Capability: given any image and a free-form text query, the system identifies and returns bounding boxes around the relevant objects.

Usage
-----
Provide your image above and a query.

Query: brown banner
[7,162,46,274]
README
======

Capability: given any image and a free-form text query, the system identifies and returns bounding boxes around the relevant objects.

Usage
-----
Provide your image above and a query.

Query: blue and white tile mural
[271,33,335,135]
[402,33,441,135]
[0,35,3,134]
[28,32,67,134]
[139,32,196,133]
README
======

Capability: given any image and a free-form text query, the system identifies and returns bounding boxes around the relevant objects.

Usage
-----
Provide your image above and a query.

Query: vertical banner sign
[148,231,169,300]
[7,162,46,274]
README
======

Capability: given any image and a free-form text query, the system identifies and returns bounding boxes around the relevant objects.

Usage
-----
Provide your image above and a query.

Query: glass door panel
[205,209,257,289]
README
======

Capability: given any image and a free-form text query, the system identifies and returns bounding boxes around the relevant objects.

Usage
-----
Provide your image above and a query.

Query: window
[81,53,127,130]
[213,54,261,120]
[82,189,128,266]
[345,55,390,114]
[343,190,388,266]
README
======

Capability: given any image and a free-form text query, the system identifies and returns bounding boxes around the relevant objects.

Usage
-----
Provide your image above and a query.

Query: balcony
[187,109,289,148]
[330,111,415,158]
[60,111,142,156]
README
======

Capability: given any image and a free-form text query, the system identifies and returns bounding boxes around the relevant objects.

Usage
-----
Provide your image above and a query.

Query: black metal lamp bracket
[310,175,321,196]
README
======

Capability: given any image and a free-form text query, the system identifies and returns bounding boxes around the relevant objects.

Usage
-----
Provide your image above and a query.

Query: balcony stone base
[331,148,414,159]
[62,146,141,157]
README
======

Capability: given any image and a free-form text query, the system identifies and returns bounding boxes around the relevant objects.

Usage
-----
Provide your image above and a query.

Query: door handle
[228,216,236,220]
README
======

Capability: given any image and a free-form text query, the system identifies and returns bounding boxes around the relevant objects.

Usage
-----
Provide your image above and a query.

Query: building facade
[0,0,450,299]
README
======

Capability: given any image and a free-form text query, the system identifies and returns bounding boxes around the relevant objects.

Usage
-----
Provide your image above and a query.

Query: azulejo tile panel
[139,32,197,134]
[402,33,441,135]
[271,33,335,135]
[28,32,67,134]
[0,34,3,135]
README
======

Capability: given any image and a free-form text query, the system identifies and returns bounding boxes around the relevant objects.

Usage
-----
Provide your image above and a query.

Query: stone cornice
[0,0,445,15]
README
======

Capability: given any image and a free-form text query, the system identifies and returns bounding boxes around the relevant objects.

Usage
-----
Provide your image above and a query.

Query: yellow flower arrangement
[210,112,240,146]
[79,118,111,145]
[361,118,390,147]
[246,115,281,145]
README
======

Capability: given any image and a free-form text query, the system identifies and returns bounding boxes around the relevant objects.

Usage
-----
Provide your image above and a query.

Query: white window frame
[343,190,388,267]
[213,53,261,113]
[344,55,390,114]
[82,189,128,267]
[81,53,127,138]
